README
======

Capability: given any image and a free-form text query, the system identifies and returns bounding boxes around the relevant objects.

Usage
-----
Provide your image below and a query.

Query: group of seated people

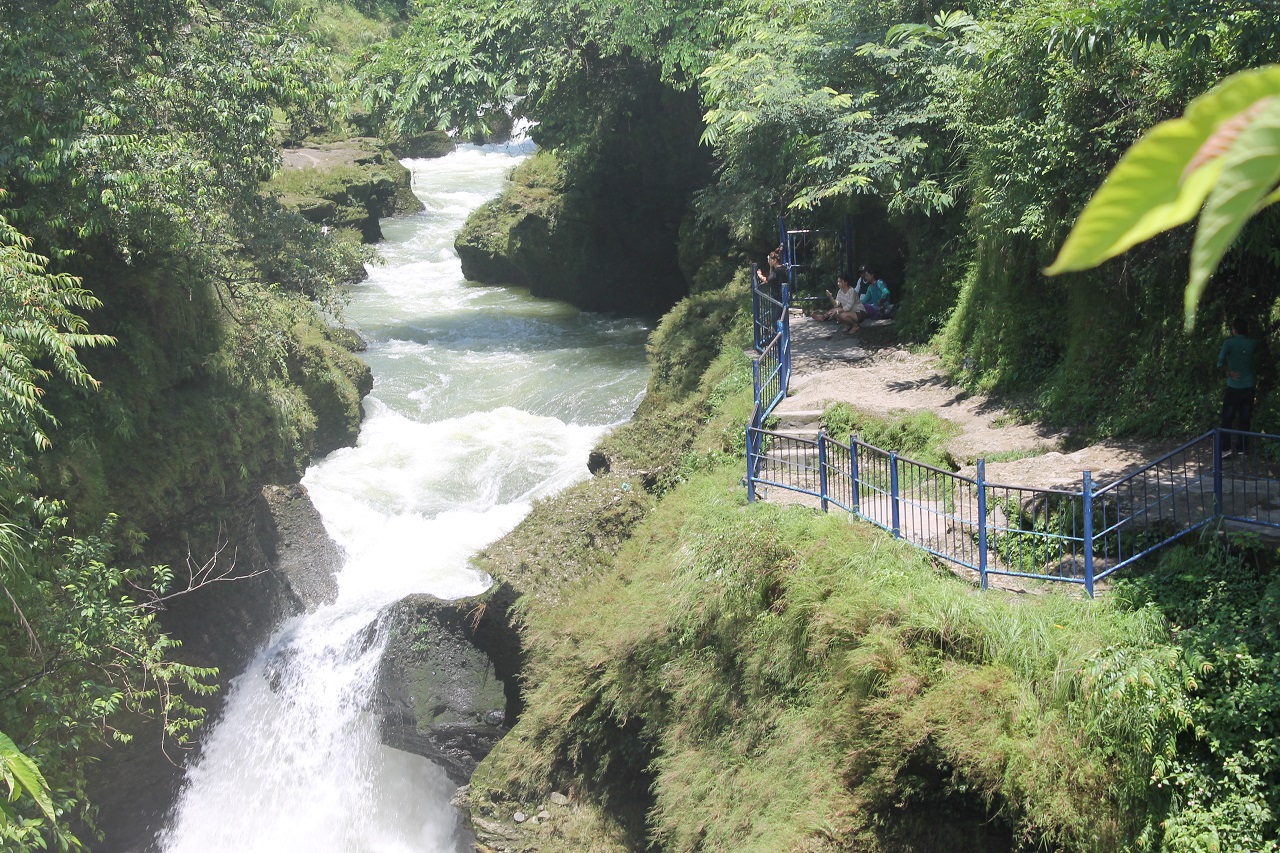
[810,267,893,334]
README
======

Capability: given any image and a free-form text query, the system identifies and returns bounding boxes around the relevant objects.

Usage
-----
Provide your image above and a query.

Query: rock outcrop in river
[276,139,424,242]
[377,585,523,784]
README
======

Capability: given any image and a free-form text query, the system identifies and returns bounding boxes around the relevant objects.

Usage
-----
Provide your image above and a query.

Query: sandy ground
[778,311,1167,490]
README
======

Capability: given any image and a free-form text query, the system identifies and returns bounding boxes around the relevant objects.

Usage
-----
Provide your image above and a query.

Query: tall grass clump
[822,402,961,470]
[478,460,1198,851]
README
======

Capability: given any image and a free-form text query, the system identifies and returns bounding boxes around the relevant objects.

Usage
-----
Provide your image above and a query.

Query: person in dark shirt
[756,247,787,298]
[1218,317,1258,455]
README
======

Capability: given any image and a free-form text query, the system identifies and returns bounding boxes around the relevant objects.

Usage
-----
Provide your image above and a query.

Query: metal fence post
[890,451,902,538]
[752,358,761,411]
[977,458,989,591]
[1082,470,1095,598]
[750,263,760,350]
[1213,428,1224,517]
[777,285,787,339]
[850,433,860,516]
[746,424,756,502]
[779,281,791,359]
[817,430,829,512]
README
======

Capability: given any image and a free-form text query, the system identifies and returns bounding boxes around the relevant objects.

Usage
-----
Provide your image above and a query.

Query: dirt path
[779,311,1165,489]
[762,311,1280,594]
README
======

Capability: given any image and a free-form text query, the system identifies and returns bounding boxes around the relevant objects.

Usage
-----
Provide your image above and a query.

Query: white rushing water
[159,139,650,852]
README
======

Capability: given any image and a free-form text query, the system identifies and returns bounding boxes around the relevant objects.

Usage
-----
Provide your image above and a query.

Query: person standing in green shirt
[1218,317,1258,455]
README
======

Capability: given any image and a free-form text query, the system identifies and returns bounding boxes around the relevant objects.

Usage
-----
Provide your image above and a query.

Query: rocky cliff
[86,483,344,852]
[454,78,712,316]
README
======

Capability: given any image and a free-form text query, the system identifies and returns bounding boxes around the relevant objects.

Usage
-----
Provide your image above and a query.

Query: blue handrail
[744,264,1280,594]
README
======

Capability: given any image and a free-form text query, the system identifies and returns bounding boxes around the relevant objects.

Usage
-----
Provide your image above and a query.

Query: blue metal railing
[778,216,855,296]
[743,254,1280,593]
[751,263,790,353]
[749,261,791,412]
[745,417,1280,594]
[746,264,795,502]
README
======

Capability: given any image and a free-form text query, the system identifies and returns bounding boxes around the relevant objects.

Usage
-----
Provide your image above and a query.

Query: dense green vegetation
[0,1,407,846]
[5,0,1279,847]
[350,1,1280,849]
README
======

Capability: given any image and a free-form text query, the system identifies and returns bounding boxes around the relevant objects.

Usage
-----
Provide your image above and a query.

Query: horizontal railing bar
[752,479,825,500]
[981,481,1085,497]
[751,428,818,449]
[1093,521,1215,579]
[852,440,982,484]
[1221,426,1280,441]
[754,291,785,311]
[983,569,1089,584]
[1222,512,1280,529]
[1092,431,1214,496]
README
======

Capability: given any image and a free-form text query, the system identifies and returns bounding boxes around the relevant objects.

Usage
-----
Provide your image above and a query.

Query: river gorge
[155,139,650,851]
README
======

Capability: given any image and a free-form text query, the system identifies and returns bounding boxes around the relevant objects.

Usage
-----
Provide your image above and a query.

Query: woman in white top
[810,272,866,334]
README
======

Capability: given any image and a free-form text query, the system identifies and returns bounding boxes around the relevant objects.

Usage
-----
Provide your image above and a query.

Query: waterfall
[159,138,649,852]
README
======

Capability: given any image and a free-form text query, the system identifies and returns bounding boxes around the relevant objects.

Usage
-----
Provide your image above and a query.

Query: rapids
[158,139,649,852]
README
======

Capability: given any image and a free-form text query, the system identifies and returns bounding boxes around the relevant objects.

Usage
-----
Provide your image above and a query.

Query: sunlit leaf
[1045,65,1280,275]
[0,731,53,824]
[1185,98,1280,328]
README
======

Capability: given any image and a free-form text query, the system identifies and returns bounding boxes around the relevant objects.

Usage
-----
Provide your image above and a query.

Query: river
[158,139,650,851]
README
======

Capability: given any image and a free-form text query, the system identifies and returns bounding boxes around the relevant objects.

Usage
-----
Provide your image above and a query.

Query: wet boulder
[377,586,523,784]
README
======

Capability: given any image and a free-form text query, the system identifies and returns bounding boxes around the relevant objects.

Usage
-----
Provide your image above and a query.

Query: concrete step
[771,408,825,429]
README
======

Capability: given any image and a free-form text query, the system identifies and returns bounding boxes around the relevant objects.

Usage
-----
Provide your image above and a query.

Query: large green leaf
[0,730,54,824]
[1185,97,1280,328]
[1045,65,1280,275]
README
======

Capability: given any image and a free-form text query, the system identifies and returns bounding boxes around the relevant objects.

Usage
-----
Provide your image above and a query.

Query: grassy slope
[460,276,1232,852]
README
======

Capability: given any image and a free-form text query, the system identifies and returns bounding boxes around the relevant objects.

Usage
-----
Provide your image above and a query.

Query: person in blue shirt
[858,267,892,319]
[1218,317,1258,455]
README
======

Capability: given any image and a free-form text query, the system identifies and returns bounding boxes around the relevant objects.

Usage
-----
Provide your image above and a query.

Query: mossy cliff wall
[45,143,384,851]
[39,266,371,538]
[455,73,713,316]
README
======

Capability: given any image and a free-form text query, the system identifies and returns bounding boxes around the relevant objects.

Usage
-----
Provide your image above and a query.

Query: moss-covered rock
[378,585,524,784]
[455,152,562,292]
[389,130,456,159]
[455,70,712,315]
[289,319,374,457]
[469,109,515,145]
[273,139,424,242]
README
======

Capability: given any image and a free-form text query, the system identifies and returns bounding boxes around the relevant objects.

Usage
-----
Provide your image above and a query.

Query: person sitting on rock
[858,266,893,319]
[810,272,865,334]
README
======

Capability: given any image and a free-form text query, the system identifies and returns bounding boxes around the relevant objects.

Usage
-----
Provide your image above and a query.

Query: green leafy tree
[355,0,725,139]
[0,2,370,846]
[0,209,218,849]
